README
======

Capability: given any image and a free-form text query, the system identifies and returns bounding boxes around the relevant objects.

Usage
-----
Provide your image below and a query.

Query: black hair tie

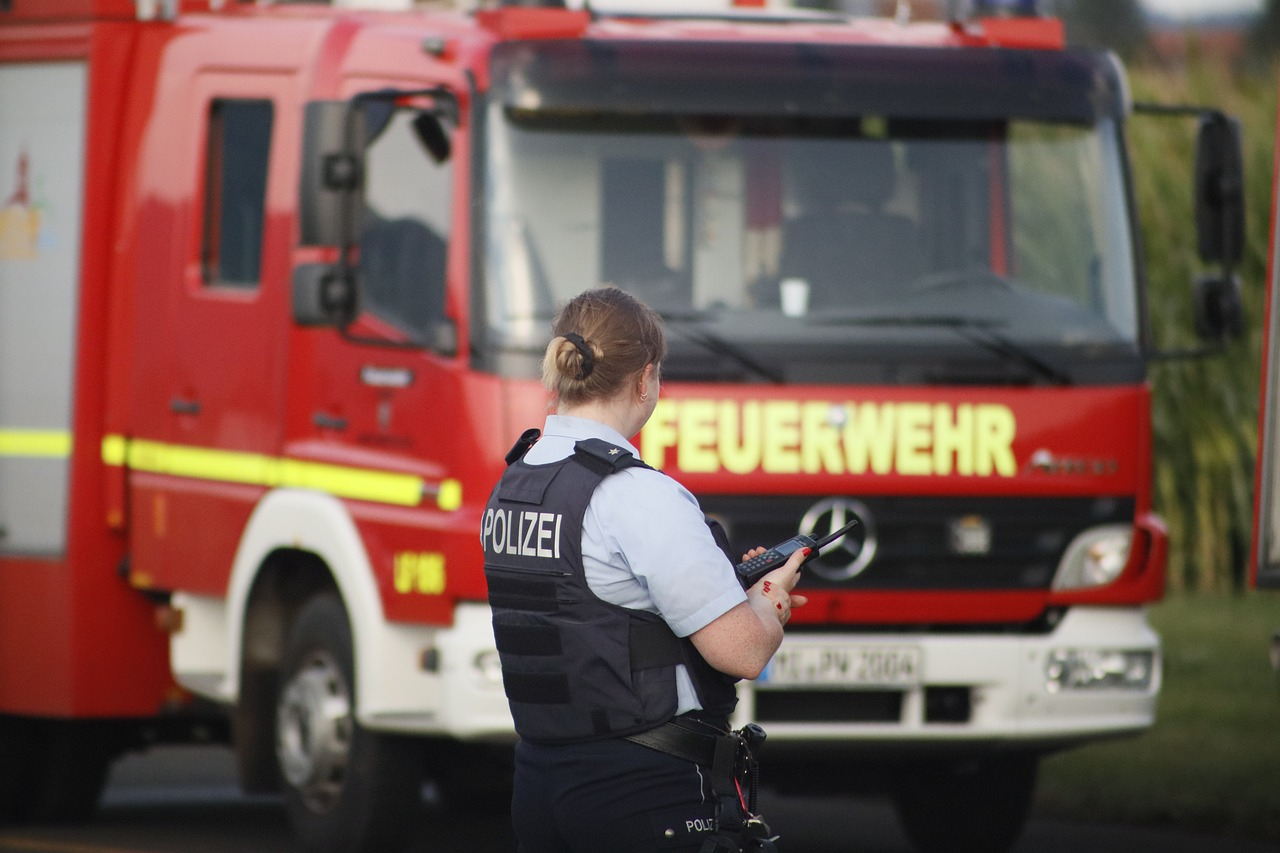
[563,332,595,379]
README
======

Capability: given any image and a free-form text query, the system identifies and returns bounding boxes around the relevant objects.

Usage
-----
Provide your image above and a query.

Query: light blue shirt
[522,414,747,713]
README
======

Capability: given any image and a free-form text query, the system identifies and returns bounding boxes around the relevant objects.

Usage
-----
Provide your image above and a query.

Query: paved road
[0,745,1275,853]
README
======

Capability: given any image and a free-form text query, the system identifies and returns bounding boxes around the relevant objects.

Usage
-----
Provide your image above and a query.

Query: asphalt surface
[0,745,1274,853]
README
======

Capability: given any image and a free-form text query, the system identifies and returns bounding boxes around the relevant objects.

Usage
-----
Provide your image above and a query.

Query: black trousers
[511,736,724,852]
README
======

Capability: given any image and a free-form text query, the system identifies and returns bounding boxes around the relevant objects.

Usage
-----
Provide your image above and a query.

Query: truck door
[129,70,296,592]
[284,76,463,618]
[288,80,457,457]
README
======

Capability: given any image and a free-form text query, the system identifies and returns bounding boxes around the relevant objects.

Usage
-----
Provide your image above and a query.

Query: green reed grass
[1129,57,1276,592]
[1032,58,1280,839]
[1035,592,1280,840]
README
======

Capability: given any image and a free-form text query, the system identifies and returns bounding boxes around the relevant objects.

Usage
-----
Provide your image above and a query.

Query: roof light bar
[947,0,1054,21]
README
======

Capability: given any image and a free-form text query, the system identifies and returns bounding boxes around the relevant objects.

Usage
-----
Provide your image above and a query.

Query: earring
[639,392,649,403]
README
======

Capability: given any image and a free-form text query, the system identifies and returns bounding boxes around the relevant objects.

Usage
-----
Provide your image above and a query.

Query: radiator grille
[700,495,1134,592]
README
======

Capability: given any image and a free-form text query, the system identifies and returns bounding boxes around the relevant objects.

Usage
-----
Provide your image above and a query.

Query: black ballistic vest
[482,434,738,744]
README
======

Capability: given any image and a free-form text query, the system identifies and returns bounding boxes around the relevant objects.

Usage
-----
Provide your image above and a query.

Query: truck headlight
[473,650,505,685]
[1052,524,1132,591]
[1045,649,1156,693]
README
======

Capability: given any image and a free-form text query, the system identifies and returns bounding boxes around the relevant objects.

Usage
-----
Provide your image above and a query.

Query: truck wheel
[24,723,116,823]
[0,718,35,822]
[891,755,1038,853]
[0,718,115,824]
[275,594,423,853]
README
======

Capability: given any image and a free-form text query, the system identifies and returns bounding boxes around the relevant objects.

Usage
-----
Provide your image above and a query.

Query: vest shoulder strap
[504,428,542,466]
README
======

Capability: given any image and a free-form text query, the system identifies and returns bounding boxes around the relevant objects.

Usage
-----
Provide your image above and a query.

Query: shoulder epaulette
[572,438,652,475]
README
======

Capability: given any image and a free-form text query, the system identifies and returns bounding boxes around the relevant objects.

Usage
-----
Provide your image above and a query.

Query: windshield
[481,47,1142,386]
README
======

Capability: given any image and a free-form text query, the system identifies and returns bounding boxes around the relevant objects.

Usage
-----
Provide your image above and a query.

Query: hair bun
[562,332,595,380]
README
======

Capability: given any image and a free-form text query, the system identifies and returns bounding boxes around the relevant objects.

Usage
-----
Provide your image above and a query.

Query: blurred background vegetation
[983,5,1280,830]
[981,2,1280,833]
[958,3,1280,835]
[1135,58,1272,595]
[1070,0,1276,594]
[1050,2,1280,595]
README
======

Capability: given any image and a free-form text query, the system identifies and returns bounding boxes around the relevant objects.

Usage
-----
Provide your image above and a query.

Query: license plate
[759,645,922,687]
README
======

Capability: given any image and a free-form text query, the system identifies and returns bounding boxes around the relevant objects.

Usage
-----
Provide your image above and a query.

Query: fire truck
[0,0,1245,851]
[1254,73,1280,663]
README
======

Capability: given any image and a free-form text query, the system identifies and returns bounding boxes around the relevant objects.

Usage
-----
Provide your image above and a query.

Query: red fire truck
[0,1,1245,851]
[1254,72,1280,658]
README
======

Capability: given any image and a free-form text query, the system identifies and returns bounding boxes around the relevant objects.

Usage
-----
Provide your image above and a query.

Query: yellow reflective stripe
[128,439,274,486]
[434,478,463,512]
[0,429,72,458]
[273,458,424,506]
[101,433,127,466]
[100,435,459,509]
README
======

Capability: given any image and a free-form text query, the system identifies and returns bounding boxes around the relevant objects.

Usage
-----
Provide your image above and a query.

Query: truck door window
[202,99,273,288]
[359,107,452,342]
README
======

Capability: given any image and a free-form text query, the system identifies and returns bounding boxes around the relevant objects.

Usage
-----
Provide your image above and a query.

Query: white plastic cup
[780,277,810,317]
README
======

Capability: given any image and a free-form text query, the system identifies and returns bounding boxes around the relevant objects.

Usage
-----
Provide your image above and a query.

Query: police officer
[481,286,807,853]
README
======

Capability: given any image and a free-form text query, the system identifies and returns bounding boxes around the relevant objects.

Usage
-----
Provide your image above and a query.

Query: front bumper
[353,602,1159,754]
[732,605,1160,755]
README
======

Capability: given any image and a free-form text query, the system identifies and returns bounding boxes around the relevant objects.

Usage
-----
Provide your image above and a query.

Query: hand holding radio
[735,516,863,589]
[744,545,809,626]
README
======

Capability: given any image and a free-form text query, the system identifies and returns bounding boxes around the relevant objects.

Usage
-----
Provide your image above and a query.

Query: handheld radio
[735,516,863,588]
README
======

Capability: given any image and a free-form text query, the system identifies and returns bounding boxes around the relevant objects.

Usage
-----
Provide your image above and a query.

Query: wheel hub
[276,650,353,813]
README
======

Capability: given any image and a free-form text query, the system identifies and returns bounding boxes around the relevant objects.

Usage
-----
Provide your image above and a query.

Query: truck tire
[891,754,1038,853]
[275,593,423,853]
[0,718,35,822]
[0,717,115,824]
[23,723,116,823]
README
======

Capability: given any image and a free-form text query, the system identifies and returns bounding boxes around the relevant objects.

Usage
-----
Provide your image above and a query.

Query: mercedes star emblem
[799,497,876,581]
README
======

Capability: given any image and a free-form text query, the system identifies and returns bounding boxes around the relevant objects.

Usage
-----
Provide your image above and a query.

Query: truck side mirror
[412,112,452,164]
[1194,112,1244,269]
[293,263,360,328]
[1193,272,1244,342]
[294,89,457,340]
[298,100,366,248]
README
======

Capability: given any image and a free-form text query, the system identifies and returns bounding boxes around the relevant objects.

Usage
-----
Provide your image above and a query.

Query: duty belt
[624,718,738,788]
[625,718,777,852]
[625,716,762,804]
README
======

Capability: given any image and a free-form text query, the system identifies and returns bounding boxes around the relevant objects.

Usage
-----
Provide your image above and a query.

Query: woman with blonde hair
[481,286,805,852]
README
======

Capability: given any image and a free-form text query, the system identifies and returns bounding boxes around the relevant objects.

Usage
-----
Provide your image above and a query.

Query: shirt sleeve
[587,467,747,638]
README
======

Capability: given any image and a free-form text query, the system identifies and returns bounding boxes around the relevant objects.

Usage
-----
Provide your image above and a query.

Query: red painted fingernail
[763,581,772,592]
[776,602,783,610]
[802,548,813,557]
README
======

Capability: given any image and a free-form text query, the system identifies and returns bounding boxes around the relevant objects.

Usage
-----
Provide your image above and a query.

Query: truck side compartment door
[0,61,85,558]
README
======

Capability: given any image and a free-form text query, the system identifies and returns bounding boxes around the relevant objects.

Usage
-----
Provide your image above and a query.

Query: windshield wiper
[808,313,1072,386]
[955,325,1071,386]
[807,313,1001,328]
[661,314,784,384]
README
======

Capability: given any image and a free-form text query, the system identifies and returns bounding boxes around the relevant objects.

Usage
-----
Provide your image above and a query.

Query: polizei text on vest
[482,508,565,559]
